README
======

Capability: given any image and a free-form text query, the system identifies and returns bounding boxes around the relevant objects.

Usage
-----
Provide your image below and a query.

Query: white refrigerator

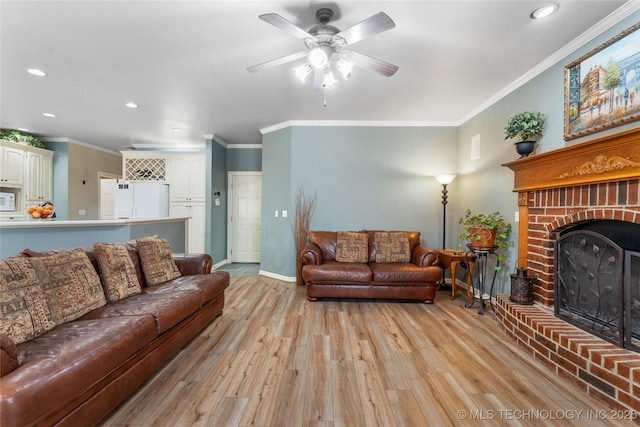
[113,182,169,219]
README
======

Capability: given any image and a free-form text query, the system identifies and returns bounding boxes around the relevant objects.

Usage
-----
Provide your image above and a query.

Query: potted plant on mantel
[504,111,545,158]
[458,209,512,269]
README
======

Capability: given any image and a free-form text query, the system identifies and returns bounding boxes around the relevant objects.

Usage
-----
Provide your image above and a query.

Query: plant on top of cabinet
[504,111,545,158]
[0,129,45,149]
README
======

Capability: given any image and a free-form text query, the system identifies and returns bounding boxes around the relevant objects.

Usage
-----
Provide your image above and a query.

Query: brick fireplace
[498,128,640,412]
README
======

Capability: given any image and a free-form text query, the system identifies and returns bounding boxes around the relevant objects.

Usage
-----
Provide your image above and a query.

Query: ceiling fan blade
[247,51,307,73]
[259,13,314,40]
[334,12,395,45]
[351,51,398,77]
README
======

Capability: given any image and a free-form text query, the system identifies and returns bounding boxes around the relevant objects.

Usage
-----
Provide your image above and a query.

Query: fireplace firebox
[555,225,640,351]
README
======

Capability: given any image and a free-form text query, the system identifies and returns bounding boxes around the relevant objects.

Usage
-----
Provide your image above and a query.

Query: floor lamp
[435,175,456,250]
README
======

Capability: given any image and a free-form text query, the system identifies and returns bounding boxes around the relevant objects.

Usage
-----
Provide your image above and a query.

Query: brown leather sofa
[0,241,230,427]
[301,231,441,303]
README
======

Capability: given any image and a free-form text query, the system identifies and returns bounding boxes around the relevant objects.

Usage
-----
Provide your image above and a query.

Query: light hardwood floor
[99,276,635,427]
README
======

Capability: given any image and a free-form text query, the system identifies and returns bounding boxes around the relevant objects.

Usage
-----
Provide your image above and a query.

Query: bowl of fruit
[28,203,55,219]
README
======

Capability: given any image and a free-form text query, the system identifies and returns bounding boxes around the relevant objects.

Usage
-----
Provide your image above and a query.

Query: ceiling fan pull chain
[323,88,328,107]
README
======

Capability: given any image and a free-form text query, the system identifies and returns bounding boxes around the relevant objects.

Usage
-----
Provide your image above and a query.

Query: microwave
[0,192,16,212]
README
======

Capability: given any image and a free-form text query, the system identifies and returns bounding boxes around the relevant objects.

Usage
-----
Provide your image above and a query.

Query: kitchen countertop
[0,217,189,228]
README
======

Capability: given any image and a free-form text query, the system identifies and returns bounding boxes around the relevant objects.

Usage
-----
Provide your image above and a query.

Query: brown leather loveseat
[0,237,230,427]
[301,230,441,303]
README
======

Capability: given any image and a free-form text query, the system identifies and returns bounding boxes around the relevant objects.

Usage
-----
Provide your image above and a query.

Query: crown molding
[227,144,262,149]
[260,120,458,135]
[40,137,122,156]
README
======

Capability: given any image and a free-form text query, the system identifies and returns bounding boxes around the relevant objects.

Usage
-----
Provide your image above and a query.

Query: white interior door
[99,178,117,219]
[229,172,261,263]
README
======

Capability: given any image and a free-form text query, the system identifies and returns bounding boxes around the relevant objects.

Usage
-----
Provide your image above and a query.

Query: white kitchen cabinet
[123,151,207,254]
[25,147,53,204]
[120,152,167,182]
[1,141,25,185]
[168,155,205,202]
[170,202,206,253]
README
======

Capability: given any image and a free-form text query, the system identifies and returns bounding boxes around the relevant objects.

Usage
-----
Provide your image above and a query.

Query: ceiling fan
[247,8,398,89]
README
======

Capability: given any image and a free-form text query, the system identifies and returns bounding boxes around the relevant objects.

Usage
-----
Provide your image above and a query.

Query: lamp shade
[435,175,457,185]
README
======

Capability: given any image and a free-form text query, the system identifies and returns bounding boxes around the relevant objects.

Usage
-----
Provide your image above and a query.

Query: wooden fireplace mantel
[503,127,640,261]
[503,127,640,192]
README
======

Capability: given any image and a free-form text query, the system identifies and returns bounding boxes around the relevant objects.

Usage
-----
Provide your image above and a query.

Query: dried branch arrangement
[294,187,318,256]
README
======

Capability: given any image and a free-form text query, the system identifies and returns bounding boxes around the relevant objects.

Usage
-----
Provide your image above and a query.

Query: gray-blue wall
[260,128,293,277]
[261,125,458,278]
[207,139,228,264]
[228,147,262,171]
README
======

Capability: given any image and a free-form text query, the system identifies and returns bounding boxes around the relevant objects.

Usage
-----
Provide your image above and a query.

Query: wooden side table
[437,250,476,300]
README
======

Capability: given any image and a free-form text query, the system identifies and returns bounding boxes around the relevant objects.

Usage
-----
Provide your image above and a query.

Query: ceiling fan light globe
[322,70,338,89]
[336,59,354,80]
[308,47,329,70]
[294,63,313,82]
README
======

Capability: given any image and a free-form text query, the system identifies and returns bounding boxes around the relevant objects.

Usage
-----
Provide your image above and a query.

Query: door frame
[227,171,262,262]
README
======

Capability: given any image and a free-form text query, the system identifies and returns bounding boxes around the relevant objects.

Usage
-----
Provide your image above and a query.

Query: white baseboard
[212,259,230,271]
[259,270,296,282]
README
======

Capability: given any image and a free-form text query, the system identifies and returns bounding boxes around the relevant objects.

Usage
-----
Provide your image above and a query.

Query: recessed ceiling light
[172,128,182,132]
[42,113,56,118]
[125,102,138,108]
[18,127,30,132]
[27,68,48,77]
[530,4,558,20]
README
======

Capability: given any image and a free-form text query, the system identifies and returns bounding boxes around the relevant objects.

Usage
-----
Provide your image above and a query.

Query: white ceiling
[0,1,635,152]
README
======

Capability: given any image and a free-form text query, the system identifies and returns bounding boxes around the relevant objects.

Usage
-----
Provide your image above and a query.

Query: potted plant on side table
[458,209,512,268]
[504,111,545,158]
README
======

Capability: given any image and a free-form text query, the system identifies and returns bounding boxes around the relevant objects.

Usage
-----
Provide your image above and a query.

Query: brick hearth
[499,128,640,413]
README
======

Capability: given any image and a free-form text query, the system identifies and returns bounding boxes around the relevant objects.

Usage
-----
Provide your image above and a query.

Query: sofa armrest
[1,333,18,377]
[412,246,440,267]
[172,253,213,275]
[300,243,323,265]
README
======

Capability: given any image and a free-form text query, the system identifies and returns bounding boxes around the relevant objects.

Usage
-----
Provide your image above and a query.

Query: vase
[514,140,536,158]
[468,226,496,250]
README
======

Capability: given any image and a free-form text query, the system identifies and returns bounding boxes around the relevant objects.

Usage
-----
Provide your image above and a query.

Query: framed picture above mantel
[564,22,640,141]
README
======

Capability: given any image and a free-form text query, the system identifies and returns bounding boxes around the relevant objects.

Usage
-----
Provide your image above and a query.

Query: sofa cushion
[143,272,230,305]
[335,231,368,263]
[79,290,201,334]
[136,236,181,285]
[29,249,107,324]
[94,243,142,302]
[302,261,373,284]
[366,231,421,263]
[0,258,55,344]
[369,262,441,283]
[374,232,411,263]
[0,315,157,427]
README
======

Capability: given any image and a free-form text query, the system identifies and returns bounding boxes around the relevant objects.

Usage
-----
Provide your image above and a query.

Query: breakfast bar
[0,217,188,258]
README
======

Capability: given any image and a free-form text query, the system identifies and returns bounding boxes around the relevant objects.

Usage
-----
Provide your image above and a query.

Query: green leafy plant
[458,209,512,269]
[0,129,45,148]
[504,111,545,141]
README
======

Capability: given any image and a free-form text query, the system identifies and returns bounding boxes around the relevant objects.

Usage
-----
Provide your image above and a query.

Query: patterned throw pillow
[136,236,181,286]
[0,258,55,344]
[94,243,142,302]
[375,232,411,263]
[335,231,369,263]
[30,249,107,324]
